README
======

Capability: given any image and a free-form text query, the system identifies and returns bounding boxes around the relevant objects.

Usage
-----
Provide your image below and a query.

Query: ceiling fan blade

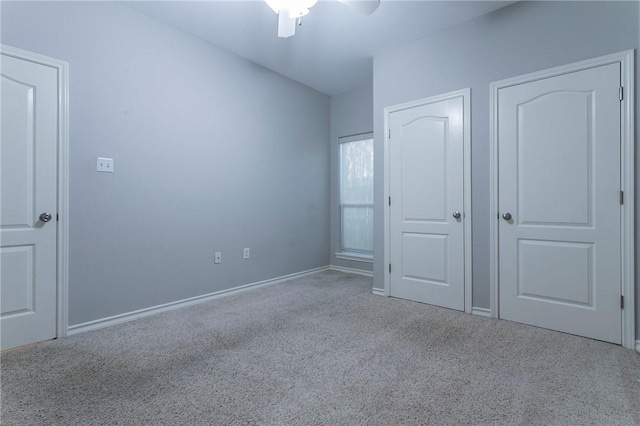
[337,0,380,16]
[277,11,296,38]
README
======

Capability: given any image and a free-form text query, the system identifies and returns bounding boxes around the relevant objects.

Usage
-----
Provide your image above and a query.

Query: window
[338,134,373,261]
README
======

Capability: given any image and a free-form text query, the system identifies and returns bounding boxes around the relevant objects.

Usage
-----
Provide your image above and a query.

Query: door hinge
[619,87,623,101]
[620,191,624,205]
[388,129,391,139]
[56,213,59,222]
[621,295,624,309]
[388,196,391,206]
[389,264,391,273]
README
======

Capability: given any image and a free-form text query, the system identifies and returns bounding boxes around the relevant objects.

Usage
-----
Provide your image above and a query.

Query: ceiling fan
[265,0,380,38]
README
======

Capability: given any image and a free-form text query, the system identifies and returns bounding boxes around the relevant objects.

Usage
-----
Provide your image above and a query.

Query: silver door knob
[452,211,461,219]
[39,212,53,223]
[502,212,512,221]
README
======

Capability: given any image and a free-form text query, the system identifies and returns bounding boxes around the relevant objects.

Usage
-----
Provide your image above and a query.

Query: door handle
[452,211,461,220]
[502,212,512,221]
[39,212,53,223]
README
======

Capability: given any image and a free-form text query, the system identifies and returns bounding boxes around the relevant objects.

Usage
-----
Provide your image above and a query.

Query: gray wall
[1,1,330,326]
[329,86,374,273]
[372,0,639,331]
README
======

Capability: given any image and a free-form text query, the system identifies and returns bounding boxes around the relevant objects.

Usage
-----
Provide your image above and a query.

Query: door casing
[489,50,635,349]
[383,88,473,313]
[1,44,69,342]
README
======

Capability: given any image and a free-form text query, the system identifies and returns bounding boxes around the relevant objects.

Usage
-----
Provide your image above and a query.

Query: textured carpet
[1,271,639,425]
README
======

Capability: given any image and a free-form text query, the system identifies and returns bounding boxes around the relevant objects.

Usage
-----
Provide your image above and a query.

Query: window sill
[334,252,373,264]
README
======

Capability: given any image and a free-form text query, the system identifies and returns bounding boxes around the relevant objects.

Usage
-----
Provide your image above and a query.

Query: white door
[388,94,466,310]
[498,63,622,343]
[1,52,59,350]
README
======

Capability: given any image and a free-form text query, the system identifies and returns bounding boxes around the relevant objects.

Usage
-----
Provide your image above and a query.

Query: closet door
[1,52,59,350]
[497,63,622,343]
[388,93,468,311]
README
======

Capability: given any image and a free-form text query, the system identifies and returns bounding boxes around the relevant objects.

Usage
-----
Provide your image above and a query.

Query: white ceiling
[126,1,514,95]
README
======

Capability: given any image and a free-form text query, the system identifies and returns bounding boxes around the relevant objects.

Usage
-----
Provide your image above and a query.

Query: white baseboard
[329,265,373,277]
[471,307,491,317]
[372,288,386,297]
[636,340,640,354]
[68,266,330,336]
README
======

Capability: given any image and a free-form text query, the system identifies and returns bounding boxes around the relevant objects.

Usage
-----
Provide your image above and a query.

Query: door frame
[489,50,635,349]
[2,44,69,340]
[383,88,473,313]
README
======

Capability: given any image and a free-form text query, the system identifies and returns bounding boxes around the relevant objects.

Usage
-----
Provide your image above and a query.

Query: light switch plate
[97,157,114,173]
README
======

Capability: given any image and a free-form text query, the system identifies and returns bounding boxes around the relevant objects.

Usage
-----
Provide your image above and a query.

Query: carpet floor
[1,271,639,425]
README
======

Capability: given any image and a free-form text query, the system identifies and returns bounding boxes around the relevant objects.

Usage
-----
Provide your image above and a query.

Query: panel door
[389,96,465,310]
[498,63,621,343]
[1,53,58,350]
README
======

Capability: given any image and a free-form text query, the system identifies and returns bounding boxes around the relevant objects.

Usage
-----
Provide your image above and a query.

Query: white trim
[383,95,392,299]
[329,265,373,277]
[372,288,386,297]
[462,90,473,314]
[489,50,635,349]
[334,252,374,264]
[471,307,491,318]
[383,88,473,311]
[338,132,373,145]
[1,45,70,340]
[619,51,635,352]
[68,266,329,335]
[489,71,499,320]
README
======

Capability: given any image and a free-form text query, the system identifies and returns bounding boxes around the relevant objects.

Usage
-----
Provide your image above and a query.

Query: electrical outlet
[243,248,250,259]
[96,157,114,173]
[214,252,221,264]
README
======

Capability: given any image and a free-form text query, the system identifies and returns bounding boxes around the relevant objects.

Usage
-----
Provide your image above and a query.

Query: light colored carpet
[1,271,639,425]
